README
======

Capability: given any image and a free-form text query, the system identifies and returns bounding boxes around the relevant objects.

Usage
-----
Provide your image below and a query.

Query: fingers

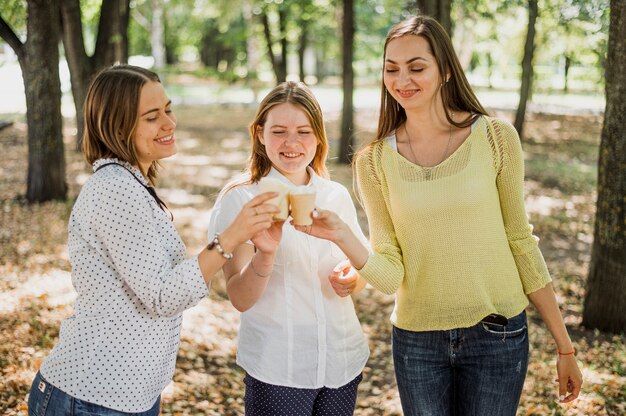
[558,377,568,402]
[328,267,357,297]
[333,259,352,274]
[561,377,581,403]
[556,376,581,403]
[249,191,279,205]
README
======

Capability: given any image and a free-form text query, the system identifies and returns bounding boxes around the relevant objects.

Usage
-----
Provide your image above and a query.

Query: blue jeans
[28,372,160,416]
[392,311,529,416]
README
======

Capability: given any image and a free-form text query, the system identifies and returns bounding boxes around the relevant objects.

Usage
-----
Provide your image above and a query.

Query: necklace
[403,112,454,179]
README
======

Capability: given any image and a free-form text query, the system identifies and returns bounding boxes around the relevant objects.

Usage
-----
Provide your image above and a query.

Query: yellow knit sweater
[354,116,552,331]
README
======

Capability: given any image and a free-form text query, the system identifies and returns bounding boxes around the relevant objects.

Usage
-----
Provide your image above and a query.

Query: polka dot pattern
[244,373,362,416]
[39,158,208,413]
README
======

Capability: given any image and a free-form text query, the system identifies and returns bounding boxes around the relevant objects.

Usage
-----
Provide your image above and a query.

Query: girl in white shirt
[28,65,278,416]
[208,81,370,416]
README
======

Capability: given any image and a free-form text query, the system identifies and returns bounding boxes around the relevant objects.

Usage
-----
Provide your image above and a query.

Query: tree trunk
[61,0,130,149]
[261,8,287,84]
[60,0,92,149]
[514,0,538,137]
[0,1,67,203]
[563,55,571,92]
[151,0,166,69]
[298,20,308,82]
[415,0,452,35]
[94,0,129,68]
[583,0,626,334]
[278,7,288,83]
[338,0,355,164]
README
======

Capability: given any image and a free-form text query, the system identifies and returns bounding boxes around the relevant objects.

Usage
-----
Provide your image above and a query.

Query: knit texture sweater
[354,116,552,331]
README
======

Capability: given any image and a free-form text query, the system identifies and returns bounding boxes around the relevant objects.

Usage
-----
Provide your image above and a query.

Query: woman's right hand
[221,192,279,249]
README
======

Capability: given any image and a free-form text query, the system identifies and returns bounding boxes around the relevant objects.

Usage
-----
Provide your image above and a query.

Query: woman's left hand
[556,353,583,403]
[328,260,358,297]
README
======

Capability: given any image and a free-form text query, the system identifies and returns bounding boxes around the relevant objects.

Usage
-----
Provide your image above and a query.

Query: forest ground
[0,103,624,415]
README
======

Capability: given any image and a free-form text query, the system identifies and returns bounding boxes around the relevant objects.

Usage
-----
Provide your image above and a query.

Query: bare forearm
[528,283,573,352]
[334,223,370,270]
[227,251,275,312]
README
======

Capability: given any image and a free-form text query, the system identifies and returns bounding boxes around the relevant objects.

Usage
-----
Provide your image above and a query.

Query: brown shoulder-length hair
[246,81,329,183]
[82,64,161,184]
[370,15,488,147]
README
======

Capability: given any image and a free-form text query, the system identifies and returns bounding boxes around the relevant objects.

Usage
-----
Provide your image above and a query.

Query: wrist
[206,233,233,260]
[250,252,274,278]
[557,347,575,356]
[333,222,352,246]
[254,249,277,261]
[217,228,238,254]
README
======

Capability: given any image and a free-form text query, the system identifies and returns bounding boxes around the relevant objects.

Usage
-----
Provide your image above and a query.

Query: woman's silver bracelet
[250,254,272,278]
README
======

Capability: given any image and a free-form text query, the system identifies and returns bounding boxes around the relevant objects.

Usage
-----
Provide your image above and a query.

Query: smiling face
[132,81,177,172]
[383,35,447,113]
[258,102,319,185]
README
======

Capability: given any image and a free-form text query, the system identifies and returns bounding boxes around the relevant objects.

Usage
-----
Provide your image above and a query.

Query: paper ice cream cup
[289,186,316,225]
[259,177,291,221]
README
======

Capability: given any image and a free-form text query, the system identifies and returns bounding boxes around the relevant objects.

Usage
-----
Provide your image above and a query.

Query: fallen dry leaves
[0,108,624,415]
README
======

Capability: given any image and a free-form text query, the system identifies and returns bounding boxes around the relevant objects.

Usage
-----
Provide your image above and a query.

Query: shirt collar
[266,166,322,189]
[93,158,149,187]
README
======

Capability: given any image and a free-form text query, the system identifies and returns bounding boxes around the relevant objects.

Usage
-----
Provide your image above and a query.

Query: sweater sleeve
[354,144,405,294]
[492,119,552,294]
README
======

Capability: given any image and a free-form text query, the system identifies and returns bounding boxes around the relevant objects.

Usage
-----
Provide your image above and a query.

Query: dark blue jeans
[392,311,529,416]
[28,372,160,416]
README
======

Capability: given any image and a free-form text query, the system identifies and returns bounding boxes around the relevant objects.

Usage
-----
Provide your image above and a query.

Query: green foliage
[0,0,610,91]
[0,0,26,39]
[534,0,609,90]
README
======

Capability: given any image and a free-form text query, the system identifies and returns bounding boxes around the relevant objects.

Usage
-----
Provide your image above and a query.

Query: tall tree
[338,0,355,164]
[297,16,309,82]
[415,0,452,35]
[60,0,130,148]
[513,0,538,136]
[260,3,288,84]
[583,0,626,334]
[0,1,67,203]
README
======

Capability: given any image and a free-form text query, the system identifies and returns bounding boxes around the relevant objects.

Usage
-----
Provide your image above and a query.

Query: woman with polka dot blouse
[27,64,279,416]
[208,81,370,416]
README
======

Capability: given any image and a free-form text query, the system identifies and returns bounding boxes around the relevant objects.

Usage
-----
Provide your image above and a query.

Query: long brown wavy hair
[245,81,329,183]
[82,64,162,184]
[370,15,488,147]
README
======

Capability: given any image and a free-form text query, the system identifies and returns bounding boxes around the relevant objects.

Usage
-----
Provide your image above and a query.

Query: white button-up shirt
[40,159,208,412]
[208,168,370,388]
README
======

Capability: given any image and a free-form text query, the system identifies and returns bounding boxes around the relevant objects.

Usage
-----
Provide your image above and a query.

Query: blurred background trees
[1,0,611,182]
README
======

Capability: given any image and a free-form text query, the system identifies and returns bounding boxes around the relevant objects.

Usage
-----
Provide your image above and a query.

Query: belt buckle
[38,380,46,393]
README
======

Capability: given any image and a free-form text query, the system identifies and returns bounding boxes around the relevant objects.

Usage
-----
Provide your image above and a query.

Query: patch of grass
[526,157,597,194]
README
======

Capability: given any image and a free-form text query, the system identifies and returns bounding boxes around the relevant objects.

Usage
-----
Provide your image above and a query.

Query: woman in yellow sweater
[294,15,582,415]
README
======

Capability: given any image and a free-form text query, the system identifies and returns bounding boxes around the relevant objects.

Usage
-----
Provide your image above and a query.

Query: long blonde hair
[247,81,329,183]
[82,64,162,184]
[371,15,488,147]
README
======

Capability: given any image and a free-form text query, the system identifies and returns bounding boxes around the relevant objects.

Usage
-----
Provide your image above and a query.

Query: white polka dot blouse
[39,158,209,412]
